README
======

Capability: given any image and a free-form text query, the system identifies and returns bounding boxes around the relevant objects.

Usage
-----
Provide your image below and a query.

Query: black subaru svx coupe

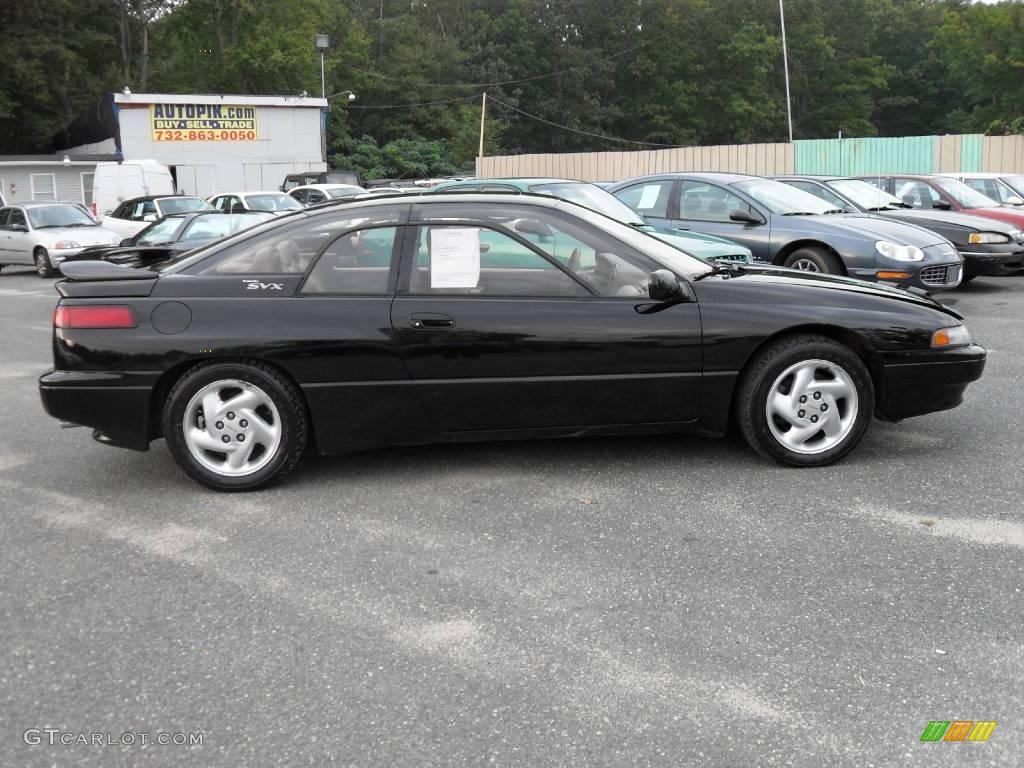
[39,193,986,491]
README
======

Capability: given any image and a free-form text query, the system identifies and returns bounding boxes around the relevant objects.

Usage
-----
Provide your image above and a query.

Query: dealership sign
[150,103,258,141]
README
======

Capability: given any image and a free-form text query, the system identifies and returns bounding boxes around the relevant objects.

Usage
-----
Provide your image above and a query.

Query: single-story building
[0,154,121,208]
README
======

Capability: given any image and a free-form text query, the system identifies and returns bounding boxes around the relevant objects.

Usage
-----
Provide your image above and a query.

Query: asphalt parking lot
[1,266,1022,767]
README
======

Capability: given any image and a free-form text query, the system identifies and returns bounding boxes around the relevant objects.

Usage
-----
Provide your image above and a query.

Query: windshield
[325,185,366,199]
[246,194,303,211]
[181,212,272,241]
[135,217,185,245]
[733,179,838,215]
[27,204,97,229]
[529,182,646,225]
[1002,176,1024,197]
[931,177,998,209]
[159,197,215,215]
[829,179,906,210]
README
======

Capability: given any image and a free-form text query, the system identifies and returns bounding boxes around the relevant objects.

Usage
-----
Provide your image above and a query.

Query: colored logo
[921,721,997,742]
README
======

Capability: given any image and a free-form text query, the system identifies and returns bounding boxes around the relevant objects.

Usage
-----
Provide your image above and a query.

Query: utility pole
[478,92,487,159]
[779,0,794,143]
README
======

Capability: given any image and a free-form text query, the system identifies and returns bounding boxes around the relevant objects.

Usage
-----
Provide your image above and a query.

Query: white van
[91,160,174,221]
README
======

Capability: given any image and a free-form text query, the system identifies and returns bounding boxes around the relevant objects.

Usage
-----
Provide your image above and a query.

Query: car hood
[795,213,947,247]
[878,207,1019,233]
[711,262,960,317]
[651,230,752,260]
[965,207,1024,228]
[36,226,118,246]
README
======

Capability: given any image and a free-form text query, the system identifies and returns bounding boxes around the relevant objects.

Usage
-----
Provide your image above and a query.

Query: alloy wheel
[182,379,282,476]
[765,359,858,454]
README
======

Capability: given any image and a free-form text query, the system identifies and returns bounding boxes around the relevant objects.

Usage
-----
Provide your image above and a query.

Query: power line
[344,94,481,110]
[338,30,670,90]
[487,97,688,148]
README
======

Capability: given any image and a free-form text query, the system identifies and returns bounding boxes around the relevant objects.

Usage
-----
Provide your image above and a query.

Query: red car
[859,174,1024,232]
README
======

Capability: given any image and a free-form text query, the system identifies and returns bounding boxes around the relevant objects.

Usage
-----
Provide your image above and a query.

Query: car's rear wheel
[34,248,55,278]
[736,334,873,466]
[783,246,842,274]
[163,361,308,491]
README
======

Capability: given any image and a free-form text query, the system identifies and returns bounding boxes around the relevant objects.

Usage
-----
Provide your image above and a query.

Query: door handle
[410,312,455,329]
[673,226,690,231]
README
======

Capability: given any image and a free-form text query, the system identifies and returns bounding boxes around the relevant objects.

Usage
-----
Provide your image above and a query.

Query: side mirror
[729,208,763,225]
[10,223,28,232]
[932,200,952,210]
[514,218,553,237]
[648,269,685,302]
[901,195,917,207]
[1005,195,1024,206]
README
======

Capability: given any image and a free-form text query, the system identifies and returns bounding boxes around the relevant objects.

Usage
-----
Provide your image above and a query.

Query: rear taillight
[91,201,97,217]
[54,305,137,329]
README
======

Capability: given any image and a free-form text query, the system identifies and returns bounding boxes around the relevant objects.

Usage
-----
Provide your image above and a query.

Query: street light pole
[478,92,487,159]
[779,0,794,143]
[314,34,330,99]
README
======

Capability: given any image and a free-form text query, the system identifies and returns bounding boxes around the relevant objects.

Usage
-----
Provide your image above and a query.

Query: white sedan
[208,191,304,215]
[0,202,120,277]
[101,195,215,240]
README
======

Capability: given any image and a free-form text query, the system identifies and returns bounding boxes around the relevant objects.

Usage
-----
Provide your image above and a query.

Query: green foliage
[3,0,1024,161]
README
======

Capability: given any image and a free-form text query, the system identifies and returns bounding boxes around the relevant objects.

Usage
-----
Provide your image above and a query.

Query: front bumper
[39,370,156,451]
[849,262,962,292]
[957,247,1024,277]
[876,343,986,421]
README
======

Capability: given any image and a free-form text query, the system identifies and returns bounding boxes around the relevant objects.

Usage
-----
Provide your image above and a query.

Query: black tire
[34,248,55,278]
[783,246,842,274]
[162,361,309,491]
[735,334,874,467]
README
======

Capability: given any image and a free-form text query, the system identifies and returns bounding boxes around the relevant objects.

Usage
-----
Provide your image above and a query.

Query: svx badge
[242,279,284,291]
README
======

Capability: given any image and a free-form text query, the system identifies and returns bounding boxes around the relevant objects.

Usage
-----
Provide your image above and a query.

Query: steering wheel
[567,247,581,274]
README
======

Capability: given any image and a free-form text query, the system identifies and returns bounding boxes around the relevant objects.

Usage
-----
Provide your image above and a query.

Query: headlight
[931,324,971,348]
[876,240,924,261]
[53,240,81,250]
[968,232,1010,244]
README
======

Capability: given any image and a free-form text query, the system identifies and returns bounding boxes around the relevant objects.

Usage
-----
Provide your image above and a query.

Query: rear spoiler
[60,260,158,281]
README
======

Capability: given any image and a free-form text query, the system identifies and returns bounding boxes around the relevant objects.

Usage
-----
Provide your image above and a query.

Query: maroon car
[859,174,1024,231]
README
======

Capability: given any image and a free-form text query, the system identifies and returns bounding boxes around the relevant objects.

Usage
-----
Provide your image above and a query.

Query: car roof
[9,200,88,209]
[119,194,202,206]
[291,184,364,190]
[617,172,761,185]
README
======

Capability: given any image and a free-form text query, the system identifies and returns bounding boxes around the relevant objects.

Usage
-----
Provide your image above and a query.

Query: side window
[894,179,940,209]
[211,196,226,211]
[678,181,751,222]
[191,208,404,275]
[301,226,398,295]
[9,209,27,229]
[308,191,326,204]
[480,184,516,193]
[612,181,671,218]
[409,225,588,297]
[111,203,127,219]
[291,190,307,205]
[0,208,9,227]
[965,178,1002,202]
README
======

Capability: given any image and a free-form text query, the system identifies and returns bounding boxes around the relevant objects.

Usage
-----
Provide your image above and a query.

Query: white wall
[116,104,327,197]
[0,165,97,205]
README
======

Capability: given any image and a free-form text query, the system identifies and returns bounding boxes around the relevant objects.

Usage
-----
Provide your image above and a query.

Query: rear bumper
[877,344,986,421]
[39,370,156,451]
[958,249,1024,277]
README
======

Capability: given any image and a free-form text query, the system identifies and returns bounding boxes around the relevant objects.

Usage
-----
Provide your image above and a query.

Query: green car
[428,177,753,264]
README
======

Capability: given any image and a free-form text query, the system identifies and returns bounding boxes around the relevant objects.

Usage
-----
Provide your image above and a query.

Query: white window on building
[31,173,56,201]
[80,172,95,208]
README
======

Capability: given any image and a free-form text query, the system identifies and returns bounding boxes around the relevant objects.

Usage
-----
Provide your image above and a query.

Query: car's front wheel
[34,248,55,278]
[163,361,308,491]
[736,335,874,466]
[783,246,842,274]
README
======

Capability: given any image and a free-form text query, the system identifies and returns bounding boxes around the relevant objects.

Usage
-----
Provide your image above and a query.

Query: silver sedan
[0,202,120,277]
